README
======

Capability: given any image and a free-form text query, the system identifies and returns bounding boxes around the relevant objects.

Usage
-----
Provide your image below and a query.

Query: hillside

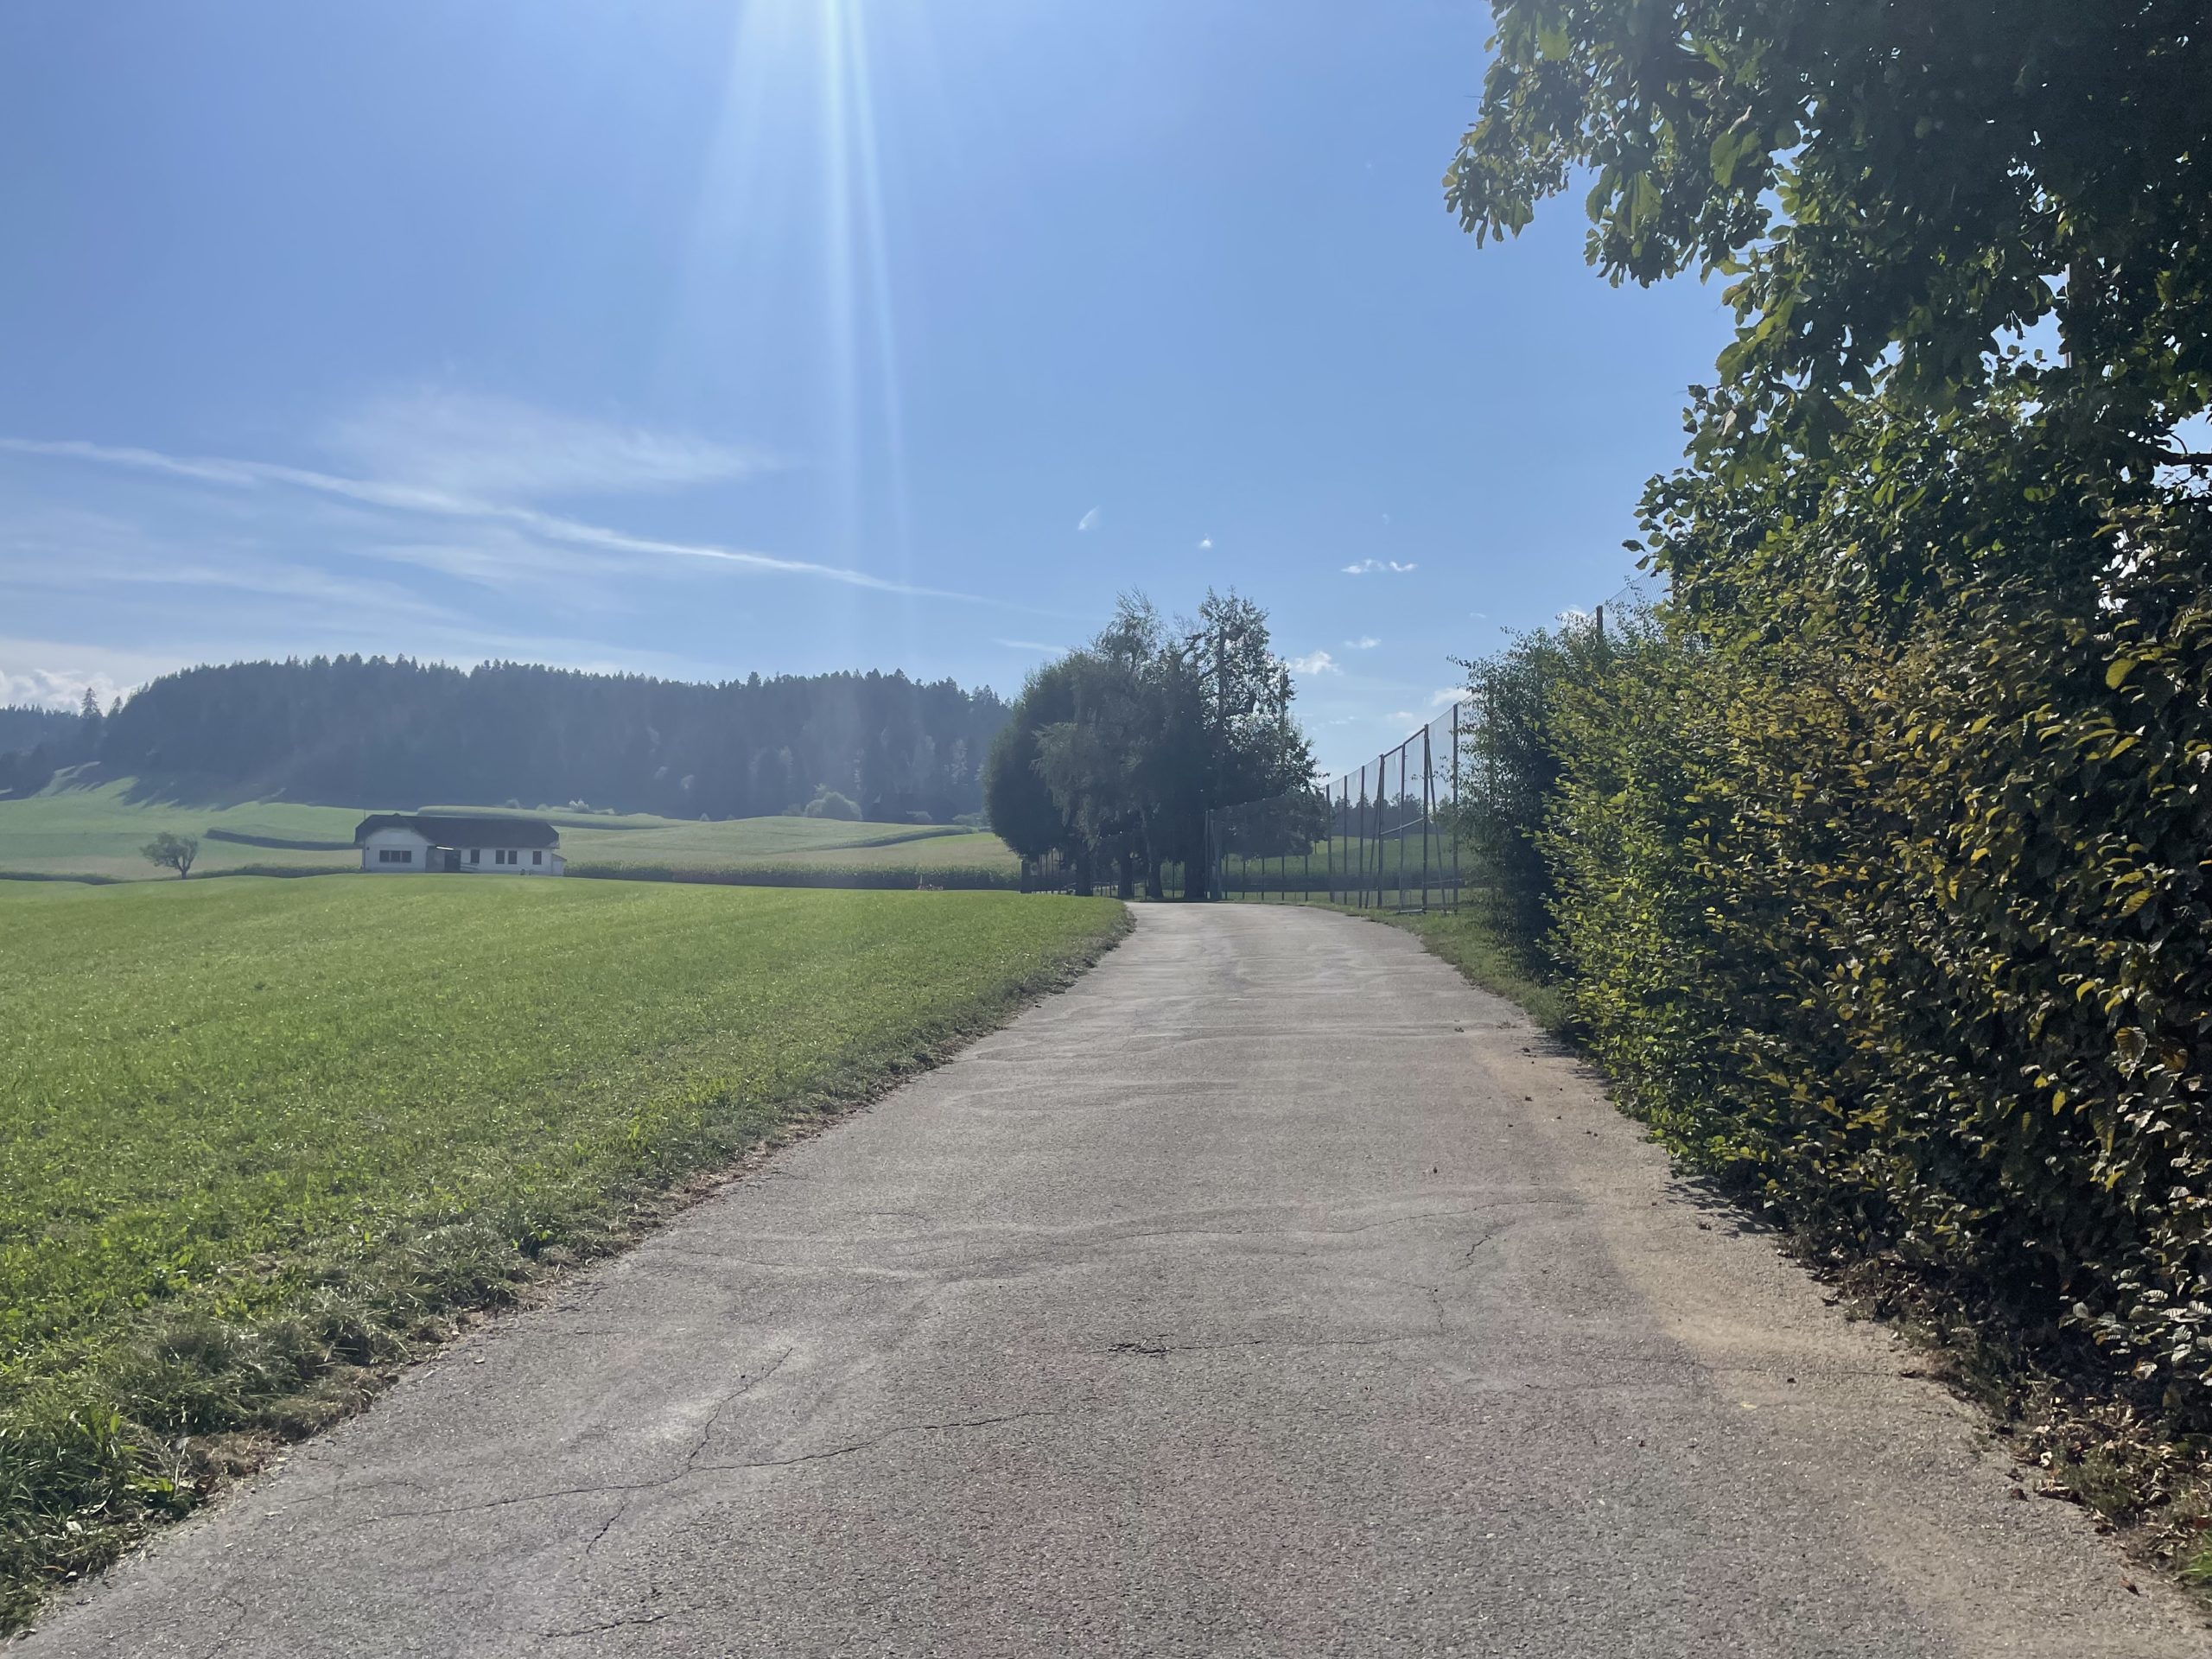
[0,778,1021,885]
[2,658,1008,823]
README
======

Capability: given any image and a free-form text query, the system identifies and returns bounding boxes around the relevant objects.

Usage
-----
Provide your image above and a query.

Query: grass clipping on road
[0,875,1125,1626]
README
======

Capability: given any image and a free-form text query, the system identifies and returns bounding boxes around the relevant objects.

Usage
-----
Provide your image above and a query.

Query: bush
[1519,530,2212,1405]
[803,790,861,821]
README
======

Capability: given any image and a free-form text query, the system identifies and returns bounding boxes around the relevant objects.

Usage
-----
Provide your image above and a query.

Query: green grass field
[0,780,361,879]
[571,828,1023,886]
[0,779,1020,885]
[1211,831,1469,897]
[0,874,1122,1624]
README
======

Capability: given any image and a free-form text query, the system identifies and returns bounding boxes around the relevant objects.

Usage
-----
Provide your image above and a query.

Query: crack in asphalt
[694,1408,1065,1474]
[540,1610,667,1642]
[356,1400,1058,1529]
[1104,1332,1425,1358]
[194,1591,250,1659]
[359,1348,797,1532]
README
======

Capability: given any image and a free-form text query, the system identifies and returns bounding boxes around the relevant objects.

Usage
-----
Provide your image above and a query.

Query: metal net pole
[1421,724,1433,915]
[1396,743,1407,912]
[1451,701,1461,913]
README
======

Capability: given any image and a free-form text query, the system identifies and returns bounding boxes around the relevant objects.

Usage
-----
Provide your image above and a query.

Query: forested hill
[7,658,1008,822]
[0,705,81,758]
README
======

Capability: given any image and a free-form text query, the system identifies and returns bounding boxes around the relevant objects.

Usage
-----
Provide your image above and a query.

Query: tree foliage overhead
[1448,0,2212,481]
[986,592,1313,898]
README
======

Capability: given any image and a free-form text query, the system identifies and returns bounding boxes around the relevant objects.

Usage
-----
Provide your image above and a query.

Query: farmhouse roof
[353,813,562,849]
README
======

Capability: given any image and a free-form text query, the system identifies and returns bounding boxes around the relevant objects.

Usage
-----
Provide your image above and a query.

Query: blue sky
[0,1,1726,776]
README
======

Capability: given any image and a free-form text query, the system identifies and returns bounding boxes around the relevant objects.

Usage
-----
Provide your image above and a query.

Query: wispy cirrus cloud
[1077,505,1102,532]
[0,433,981,601]
[1342,558,1415,575]
[1344,635,1381,649]
[322,389,779,501]
[1287,650,1339,676]
[995,638,1067,655]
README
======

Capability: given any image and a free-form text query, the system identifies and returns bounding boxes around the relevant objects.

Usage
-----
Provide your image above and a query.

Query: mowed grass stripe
[0,876,1124,1624]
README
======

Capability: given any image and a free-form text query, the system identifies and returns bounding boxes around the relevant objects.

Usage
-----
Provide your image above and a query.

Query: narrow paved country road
[29,907,2208,1657]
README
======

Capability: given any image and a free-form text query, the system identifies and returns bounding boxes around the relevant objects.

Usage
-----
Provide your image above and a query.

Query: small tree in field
[142,832,198,879]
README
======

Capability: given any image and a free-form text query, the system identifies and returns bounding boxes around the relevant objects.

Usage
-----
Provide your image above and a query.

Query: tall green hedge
[1510,529,2212,1401]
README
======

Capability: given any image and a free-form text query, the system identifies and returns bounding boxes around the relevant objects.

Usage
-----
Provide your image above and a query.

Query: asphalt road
[26,906,2209,1656]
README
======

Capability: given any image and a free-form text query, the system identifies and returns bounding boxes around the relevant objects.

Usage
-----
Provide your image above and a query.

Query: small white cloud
[0,636,192,710]
[1342,559,1416,575]
[1344,635,1381,650]
[1077,506,1102,532]
[1288,650,1339,677]
[995,638,1065,655]
[1198,536,1212,550]
[0,665,126,710]
[1430,687,1471,708]
[1386,710,1414,726]
[1382,512,1392,524]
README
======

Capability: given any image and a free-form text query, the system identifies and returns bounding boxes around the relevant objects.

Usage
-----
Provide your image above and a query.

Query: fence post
[1421,724,1433,915]
[1356,766,1367,909]
[1396,744,1408,912]
[1362,760,1380,915]
[1354,769,1363,909]
[1339,776,1349,905]
[1450,700,1461,914]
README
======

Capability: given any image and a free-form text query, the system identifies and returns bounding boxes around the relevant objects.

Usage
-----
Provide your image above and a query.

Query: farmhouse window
[379,849,411,864]
[533,850,543,865]
[469,849,480,865]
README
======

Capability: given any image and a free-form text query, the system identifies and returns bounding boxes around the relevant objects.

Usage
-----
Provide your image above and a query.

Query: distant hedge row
[1466,537,2212,1403]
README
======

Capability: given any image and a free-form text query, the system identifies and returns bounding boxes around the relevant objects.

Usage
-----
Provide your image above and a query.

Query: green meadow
[0,782,360,880]
[0,874,1122,1624]
[0,778,1020,885]
[572,827,1023,886]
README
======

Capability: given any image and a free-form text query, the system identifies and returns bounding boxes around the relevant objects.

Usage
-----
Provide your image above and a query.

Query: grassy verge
[0,876,1124,1629]
[1320,902,1570,1033]
[1375,909,1567,1031]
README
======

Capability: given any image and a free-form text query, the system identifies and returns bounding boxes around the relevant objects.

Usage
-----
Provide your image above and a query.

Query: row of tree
[984,592,1314,897]
[1,660,1010,822]
[0,693,105,799]
[0,702,86,761]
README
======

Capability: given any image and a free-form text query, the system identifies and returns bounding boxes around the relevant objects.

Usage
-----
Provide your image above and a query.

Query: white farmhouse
[353,814,566,875]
